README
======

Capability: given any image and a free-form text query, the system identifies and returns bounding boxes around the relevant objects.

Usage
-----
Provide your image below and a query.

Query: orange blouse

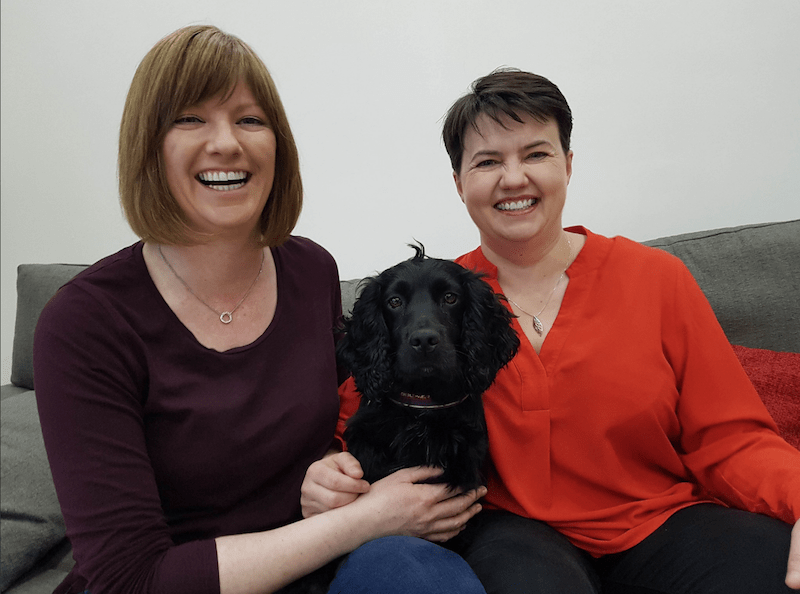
[337,227,800,555]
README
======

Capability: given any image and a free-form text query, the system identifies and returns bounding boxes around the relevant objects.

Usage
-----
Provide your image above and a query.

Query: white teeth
[198,171,247,183]
[196,171,248,191]
[496,198,536,211]
[208,182,246,192]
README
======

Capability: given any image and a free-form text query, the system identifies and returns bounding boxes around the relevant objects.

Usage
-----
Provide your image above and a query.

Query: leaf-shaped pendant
[532,315,544,336]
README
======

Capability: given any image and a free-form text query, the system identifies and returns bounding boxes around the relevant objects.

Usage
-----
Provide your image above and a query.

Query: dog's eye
[388,296,402,309]
[443,292,458,305]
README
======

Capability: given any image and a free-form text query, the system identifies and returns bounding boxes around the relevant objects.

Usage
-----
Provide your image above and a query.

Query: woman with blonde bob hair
[34,25,487,594]
[119,25,302,247]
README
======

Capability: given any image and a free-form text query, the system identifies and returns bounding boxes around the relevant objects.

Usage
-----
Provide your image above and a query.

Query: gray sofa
[2,220,798,592]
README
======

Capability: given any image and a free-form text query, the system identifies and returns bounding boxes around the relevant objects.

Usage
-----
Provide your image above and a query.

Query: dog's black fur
[338,245,519,490]
[280,246,518,593]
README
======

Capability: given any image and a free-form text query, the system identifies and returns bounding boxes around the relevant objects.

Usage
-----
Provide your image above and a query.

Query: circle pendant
[220,312,233,324]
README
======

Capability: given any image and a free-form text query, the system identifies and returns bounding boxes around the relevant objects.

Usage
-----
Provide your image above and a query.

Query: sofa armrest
[0,387,67,591]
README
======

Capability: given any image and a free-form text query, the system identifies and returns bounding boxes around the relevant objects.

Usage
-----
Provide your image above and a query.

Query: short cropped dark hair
[119,25,302,246]
[442,68,573,175]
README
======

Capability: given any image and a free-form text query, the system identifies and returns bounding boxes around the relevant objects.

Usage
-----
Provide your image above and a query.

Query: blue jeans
[327,536,486,594]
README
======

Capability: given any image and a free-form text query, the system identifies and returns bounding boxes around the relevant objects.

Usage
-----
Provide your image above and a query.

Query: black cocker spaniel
[338,244,519,490]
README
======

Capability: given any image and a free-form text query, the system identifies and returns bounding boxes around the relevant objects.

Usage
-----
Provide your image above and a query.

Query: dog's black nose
[410,329,440,353]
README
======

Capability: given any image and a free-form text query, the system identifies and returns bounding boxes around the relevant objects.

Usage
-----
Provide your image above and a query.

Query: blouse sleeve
[334,376,361,451]
[663,260,800,524]
[34,284,221,594]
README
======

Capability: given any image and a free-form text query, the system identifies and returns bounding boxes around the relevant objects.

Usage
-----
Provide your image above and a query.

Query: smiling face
[162,82,277,241]
[454,113,573,255]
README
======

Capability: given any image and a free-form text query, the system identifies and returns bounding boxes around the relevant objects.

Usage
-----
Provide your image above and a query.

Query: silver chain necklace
[158,245,265,324]
[506,235,571,336]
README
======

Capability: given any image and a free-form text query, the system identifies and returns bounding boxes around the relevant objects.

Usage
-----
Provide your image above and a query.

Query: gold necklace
[158,245,264,324]
[506,235,572,336]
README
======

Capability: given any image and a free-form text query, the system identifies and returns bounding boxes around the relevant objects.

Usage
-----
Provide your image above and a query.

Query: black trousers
[448,504,793,593]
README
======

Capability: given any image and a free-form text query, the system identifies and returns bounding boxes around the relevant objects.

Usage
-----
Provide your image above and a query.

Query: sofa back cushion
[11,264,89,390]
[643,220,799,353]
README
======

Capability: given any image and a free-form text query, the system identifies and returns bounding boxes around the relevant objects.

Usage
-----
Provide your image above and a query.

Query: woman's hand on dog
[311,464,486,543]
[301,455,487,543]
[359,466,487,543]
[301,451,371,518]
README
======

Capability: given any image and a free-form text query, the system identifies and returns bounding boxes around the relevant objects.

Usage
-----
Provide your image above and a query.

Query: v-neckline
[472,227,607,376]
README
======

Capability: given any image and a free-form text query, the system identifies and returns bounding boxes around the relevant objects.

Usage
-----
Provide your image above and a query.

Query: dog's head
[337,244,519,404]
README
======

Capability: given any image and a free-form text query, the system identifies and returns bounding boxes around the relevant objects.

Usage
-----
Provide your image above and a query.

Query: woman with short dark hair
[326,68,800,593]
[443,68,800,593]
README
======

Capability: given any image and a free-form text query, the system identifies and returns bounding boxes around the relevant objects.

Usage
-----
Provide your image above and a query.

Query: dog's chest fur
[344,398,488,490]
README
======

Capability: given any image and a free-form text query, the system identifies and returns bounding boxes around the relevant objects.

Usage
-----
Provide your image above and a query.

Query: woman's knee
[454,511,599,593]
[328,536,485,594]
[599,504,793,594]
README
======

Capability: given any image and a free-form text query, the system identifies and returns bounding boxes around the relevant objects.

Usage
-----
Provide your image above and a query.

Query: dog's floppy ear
[459,271,520,395]
[336,277,394,400]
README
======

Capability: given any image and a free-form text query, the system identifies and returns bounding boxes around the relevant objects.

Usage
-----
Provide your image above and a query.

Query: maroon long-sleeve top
[34,237,342,593]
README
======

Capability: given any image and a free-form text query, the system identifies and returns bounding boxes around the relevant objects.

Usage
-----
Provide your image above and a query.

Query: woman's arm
[662,263,800,522]
[35,281,224,593]
[219,466,485,593]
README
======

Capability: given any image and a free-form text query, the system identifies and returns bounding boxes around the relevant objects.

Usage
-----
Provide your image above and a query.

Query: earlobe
[453,171,465,204]
[566,150,574,184]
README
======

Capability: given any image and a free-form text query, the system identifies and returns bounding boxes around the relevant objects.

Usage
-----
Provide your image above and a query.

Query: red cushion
[731,344,800,450]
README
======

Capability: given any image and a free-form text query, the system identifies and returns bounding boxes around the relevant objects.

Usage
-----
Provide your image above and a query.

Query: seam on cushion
[646,220,798,247]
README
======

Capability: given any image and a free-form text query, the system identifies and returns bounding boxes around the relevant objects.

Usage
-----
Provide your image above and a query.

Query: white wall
[3,0,799,383]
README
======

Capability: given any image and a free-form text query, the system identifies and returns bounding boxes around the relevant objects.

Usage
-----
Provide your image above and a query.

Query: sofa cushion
[0,391,66,591]
[732,344,800,449]
[340,278,364,317]
[11,264,88,390]
[3,539,73,594]
[4,568,70,594]
[643,220,800,353]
